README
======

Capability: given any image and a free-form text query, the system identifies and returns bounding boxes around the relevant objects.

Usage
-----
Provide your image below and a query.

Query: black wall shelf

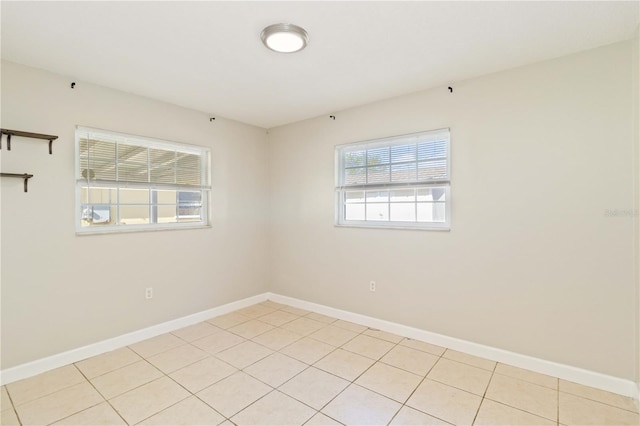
[0,128,58,193]
[1,128,59,154]
[0,173,34,192]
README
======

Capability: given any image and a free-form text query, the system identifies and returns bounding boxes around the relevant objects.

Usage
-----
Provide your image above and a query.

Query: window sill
[76,223,211,236]
[334,223,451,231]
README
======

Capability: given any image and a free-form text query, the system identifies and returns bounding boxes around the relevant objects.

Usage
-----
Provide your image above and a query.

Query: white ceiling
[2,1,639,129]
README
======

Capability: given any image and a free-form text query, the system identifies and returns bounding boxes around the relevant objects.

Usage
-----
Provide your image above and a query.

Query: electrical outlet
[369,281,376,292]
[145,287,153,299]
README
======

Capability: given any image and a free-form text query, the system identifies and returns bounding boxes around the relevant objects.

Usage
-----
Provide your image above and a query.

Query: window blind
[78,128,209,189]
[337,128,449,189]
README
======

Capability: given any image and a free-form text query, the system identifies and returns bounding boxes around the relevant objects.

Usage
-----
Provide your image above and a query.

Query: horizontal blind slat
[79,133,208,186]
[338,129,449,188]
[77,179,211,191]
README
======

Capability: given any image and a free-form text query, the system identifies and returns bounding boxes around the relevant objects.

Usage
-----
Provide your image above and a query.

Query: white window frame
[75,126,211,234]
[335,128,451,230]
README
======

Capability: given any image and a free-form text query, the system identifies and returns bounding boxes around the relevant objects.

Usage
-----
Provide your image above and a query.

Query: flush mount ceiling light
[261,23,308,53]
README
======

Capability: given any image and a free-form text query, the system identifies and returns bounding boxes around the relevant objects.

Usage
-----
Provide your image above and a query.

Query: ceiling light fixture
[261,23,308,53]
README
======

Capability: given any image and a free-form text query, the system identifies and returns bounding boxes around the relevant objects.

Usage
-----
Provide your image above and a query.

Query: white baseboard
[0,293,269,386]
[267,292,640,401]
[2,291,638,404]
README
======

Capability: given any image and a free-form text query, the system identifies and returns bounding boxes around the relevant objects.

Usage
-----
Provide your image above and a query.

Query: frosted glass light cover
[261,23,308,53]
[266,32,304,53]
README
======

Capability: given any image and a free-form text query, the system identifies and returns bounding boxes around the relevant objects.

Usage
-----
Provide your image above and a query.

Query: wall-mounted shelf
[1,128,59,154]
[0,173,34,192]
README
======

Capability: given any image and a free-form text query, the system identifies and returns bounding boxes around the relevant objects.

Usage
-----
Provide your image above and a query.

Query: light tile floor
[2,300,639,425]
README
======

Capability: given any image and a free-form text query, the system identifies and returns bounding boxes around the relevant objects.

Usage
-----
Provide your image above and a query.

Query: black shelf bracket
[1,173,34,192]
[0,128,59,154]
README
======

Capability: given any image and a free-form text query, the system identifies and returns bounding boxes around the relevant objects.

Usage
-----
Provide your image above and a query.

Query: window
[76,127,210,234]
[335,128,450,230]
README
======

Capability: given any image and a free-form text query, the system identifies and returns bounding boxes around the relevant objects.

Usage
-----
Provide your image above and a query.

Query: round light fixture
[261,23,308,53]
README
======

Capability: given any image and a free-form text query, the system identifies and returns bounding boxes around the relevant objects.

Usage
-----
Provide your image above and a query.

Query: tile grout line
[5,368,85,410]
[148,342,223,375]
[230,388,318,425]
[9,366,104,426]
[189,385,234,425]
[557,388,640,414]
[235,341,347,426]
[82,341,223,401]
[298,323,452,424]
[469,358,498,425]
[306,331,409,425]
[103,357,166,399]
[393,344,455,425]
[183,303,316,424]
[250,314,309,349]
[374,337,406,426]
[302,411,345,426]
[481,376,561,423]
[262,314,373,422]
[87,353,195,424]
[139,324,255,426]
[557,377,560,426]
[3,385,24,426]
[133,372,218,426]
[76,350,142,382]
[63,363,129,426]
[441,348,636,418]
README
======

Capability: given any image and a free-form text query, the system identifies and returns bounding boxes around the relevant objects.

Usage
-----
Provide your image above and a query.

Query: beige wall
[268,40,637,380]
[0,61,270,369]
